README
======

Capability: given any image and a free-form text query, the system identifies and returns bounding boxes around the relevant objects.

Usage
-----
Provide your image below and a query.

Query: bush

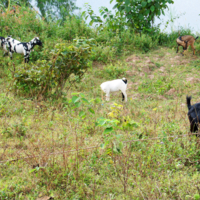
[13,38,95,98]
[90,45,117,63]
[133,33,158,52]
[56,15,94,40]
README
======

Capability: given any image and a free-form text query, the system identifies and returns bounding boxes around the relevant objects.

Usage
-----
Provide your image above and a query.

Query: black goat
[187,96,200,135]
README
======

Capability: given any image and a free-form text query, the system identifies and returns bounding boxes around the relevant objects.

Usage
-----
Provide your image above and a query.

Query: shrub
[133,33,158,52]
[90,45,117,63]
[56,15,94,40]
[13,37,95,98]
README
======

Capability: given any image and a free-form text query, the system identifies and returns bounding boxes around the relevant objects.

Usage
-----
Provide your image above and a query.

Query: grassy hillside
[1,5,200,200]
[1,46,200,199]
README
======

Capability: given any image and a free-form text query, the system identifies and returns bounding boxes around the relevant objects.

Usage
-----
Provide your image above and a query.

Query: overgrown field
[1,5,200,200]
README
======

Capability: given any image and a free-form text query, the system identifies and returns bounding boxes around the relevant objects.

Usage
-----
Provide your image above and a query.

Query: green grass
[1,5,200,199]
[1,46,200,199]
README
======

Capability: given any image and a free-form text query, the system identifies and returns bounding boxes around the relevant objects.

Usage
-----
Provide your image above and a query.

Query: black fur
[122,93,125,101]
[122,78,127,84]
[195,36,199,40]
[179,36,182,41]
[0,36,9,56]
[183,40,188,50]
[121,78,127,101]
[14,45,17,53]
[21,39,42,63]
[186,96,200,135]
[7,41,13,53]
[0,36,5,47]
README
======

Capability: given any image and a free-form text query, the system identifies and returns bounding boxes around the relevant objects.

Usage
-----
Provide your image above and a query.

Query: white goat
[0,36,8,55]
[100,78,128,102]
[6,36,42,63]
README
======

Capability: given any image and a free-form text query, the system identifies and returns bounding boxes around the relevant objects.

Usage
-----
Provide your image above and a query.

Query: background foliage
[111,0,174,32]
[1,0,77,22]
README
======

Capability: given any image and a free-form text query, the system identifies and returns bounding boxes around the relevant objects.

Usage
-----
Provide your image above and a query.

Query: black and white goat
[187,96,200,136]
[6,36,42,63]
[0,36,8,55]
[100,78,128,102]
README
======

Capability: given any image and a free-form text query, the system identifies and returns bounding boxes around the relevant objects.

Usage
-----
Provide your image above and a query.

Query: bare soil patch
[186,77,200,84]
[166,88,176,95]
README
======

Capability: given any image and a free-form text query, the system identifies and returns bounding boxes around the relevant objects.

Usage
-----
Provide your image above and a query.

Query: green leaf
[194,194,200,200]
[125,6,131,13]
[97,118,107,126]
[104,127,113,134]
[79,93,85,97]
[103,14,107,19]
[150,5,155,12]
[61,51,68,55]
[125,0,130,5]
[89,20,94,26]
[139,14,144,20]
[113,3,119,9]
[82,98,89,104]
[72,96,80,104]
[145,9,150,15]
[82,11,86,16]
[95,98,101,103]
[79,111,85,117]
[71,92,79,96]
[89,108,95,114]
[75,102,81,108]
[141,1,147,7]
[118,5,125,12]
[29,168,37,173]
[29,166,40,173]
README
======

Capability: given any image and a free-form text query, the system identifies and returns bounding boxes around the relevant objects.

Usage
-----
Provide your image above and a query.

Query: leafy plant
[13,37,95,98]
[49,37,95,95]
[111,0,174,32]
[82,3,103,26]
[70,92,95,119]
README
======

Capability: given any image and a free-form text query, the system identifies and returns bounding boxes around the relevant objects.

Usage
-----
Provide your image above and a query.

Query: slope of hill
[1,45,200,199]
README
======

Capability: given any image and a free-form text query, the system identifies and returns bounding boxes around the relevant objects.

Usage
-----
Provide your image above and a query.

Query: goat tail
[195,36,199,40]
[186,95,192,110]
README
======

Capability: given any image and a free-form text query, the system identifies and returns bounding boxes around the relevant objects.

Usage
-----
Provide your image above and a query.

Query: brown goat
[176,35,199,55]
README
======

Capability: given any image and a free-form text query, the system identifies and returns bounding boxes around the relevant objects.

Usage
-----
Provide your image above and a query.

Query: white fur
[100,78,128,102]
[5,36,21,51]
[5,36,21,58]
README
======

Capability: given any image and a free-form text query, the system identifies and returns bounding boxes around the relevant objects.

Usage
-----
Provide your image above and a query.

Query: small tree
[111,0,174,32]
[13,38,95,99]
[50,37,95,95]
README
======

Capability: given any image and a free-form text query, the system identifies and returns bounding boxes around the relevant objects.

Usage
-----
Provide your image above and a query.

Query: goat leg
[122,92,125,101]
[176,45,179,53]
